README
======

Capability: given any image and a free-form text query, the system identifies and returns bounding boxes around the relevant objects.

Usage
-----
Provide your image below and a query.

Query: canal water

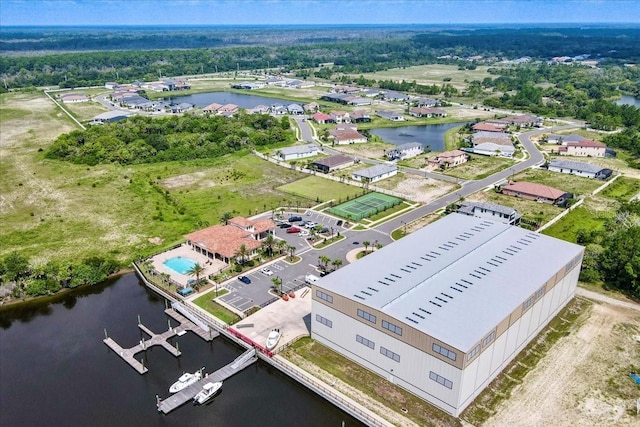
[615,95,640,108]
[167,91,293,108]
[369,122,467,151]
[0,274,363,427]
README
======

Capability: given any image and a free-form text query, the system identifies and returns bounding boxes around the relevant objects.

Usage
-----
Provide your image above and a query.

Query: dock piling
[104,328,108,339]
[137,314,141,326]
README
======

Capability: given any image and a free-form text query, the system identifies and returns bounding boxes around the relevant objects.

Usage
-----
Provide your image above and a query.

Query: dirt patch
[486,302,640,427]
[148,237,163,245]
[381,175,456,204]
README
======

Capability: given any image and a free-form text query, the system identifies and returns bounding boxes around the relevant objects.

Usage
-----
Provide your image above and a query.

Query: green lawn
[192,293,240,324]
[62,101,110,122]
[541,206,610,243]
[600,176,640,201]
[277,175,364,202]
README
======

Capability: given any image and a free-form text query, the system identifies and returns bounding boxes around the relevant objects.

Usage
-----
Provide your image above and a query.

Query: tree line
[46,113,293,165]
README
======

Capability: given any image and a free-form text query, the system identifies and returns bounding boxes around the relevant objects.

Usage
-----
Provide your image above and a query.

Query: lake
[615,95,640,108]
[369,122,467,151]
[0,274,363,427]
[167,91,294,108]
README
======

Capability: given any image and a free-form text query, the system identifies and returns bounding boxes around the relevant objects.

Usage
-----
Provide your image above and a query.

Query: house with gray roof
[287,104,304,115]
[377,111,405,121]
[276,144,319,161]
[351,164,398,183]
[546,134,586,145]
[310,155,355,173]
[548,159,613,180]
[456,201,521,225]
[386,142,423,160]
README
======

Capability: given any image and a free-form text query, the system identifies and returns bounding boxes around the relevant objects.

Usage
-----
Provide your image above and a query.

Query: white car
[304,222,318,229]
[260,267,273,276]
[298,230,310,237]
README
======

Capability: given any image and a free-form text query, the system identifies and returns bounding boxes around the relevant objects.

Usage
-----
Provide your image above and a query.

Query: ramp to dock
[157,348,258,414]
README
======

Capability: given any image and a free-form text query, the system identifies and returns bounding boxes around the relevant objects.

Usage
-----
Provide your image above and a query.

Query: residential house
[287,104,305,115]
[59,93,90,103]
[428,150,469,168]
[329,128,368,144]
[501,181,571,205]
[333,85,360,94]
[104,82,119,90]
[313,112,334,124]
[548,159,613,180]
[287,79,315,89]
[276,144,319,161]
[185,216,276,264]
[350,110,371,123]
[246,104,270,114]
[472,142,515,158]
[217,104,239,116]
[377,111,405,121]
[456,201,521,225]
[409,107,447,118]
[352,164,398,183]
[383,91,410,102]
[303,102,319,113]
[330,111,350,123]
[415,97,438,107]
[546,134,586,145]
[203,102,223,114]
[310,155,355,173]
[347,97,372,106]
[558,140,607,157]
[492,114,542,127]
[472,122,505,132]
[232,81,266,90]
[386,142,423,161]
[363,89,380,97]
[90,110,131,124]
[264,76,284,85]
[169,102,193,113]
[321,93,352,105]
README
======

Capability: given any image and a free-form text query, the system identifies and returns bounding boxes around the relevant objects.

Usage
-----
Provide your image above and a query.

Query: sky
[1,0,639,26]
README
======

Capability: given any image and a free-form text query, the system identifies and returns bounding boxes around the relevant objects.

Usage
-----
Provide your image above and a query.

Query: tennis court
[328,193,402,221]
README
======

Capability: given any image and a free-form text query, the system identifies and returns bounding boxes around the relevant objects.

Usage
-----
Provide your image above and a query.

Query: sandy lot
[486,301,640,427]
[377,174,457,204]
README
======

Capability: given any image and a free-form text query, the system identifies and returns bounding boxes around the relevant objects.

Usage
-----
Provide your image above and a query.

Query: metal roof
[279,144,318,156]
[315,214,583,352]
[392,142,423,152]
[458,201,517,216]
[549,159,604,174]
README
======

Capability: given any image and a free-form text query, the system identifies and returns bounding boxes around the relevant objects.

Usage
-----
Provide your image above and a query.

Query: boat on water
[169,369,203,393]
[193,381,223,405]
[266,328,282,351]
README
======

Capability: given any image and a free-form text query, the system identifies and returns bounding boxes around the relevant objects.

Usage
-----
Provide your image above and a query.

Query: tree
[271,276,282,295]
[318,255,331,272]
[363,241,370,254]
[2,251,30,282]
[331,259,343,271]
[220,211,233,225]
[262,234,275,257]
[287,245,297,262]
[187,262,205,290]
[599,226,640,297]
[235,244,248,265]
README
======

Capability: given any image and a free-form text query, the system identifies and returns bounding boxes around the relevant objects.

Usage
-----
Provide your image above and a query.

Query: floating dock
[157,348,258,414]
[104,308,219,374]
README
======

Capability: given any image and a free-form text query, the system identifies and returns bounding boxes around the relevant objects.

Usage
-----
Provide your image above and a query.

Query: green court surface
[328,193,402,220]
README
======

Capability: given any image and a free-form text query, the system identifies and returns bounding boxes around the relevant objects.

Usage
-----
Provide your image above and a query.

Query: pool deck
[150,245,227,287]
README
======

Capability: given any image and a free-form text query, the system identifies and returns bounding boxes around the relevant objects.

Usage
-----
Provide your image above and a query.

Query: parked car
[336,220,343,226]
[279,223,292,229]
[286,227,301,234]
[288,216,303,222]
[298,230,310,237]
[304,222,318,229]
[260,267,273,276]
[238,275,251,284]
[319,227,329,234]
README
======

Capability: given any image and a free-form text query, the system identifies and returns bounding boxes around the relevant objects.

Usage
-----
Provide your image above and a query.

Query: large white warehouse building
[311,214,583,416]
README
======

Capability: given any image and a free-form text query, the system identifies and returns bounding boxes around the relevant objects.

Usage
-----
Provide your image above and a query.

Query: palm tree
[262,234,275,257]
[375,242,383,251]
[277,239,288,255]
[363,240,370,254]
[235,244,248,265]
[331,259,343,271]
[187,262,205,290]
[219,211,233,225]
[271,276,282,295]
[287,245,297,262]
[318,255,331,272]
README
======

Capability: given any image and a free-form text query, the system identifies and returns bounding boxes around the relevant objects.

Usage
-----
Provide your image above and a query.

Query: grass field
[192,292,240,324]
[0,91,315,264]
[468,190,563,226]
[346,64,495,91]
[277,175,364,202]
[540,205,610,243]
[600,176,640,201]
[440,154,514,180]
[62,101,110,122]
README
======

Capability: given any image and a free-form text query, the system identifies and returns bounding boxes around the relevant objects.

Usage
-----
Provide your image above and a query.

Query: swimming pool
[163,256,198,275]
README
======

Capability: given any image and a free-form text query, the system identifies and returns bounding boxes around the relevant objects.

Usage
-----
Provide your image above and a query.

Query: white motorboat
[193,381,223,405]
[169,369,202,393]
[266,328,282,351]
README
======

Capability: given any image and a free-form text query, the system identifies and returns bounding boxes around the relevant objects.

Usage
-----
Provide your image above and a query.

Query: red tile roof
[313,112,332,122]
[472,122,504,132]
[438,149,467,158]
[503,181,566,200]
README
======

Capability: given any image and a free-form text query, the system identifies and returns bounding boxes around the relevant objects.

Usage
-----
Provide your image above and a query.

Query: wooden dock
[104,308,219,374]
[157,348,258,414]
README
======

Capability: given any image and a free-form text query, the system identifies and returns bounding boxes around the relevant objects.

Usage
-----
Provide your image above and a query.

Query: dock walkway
[157,348,258,414]
[104,308,219,374]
